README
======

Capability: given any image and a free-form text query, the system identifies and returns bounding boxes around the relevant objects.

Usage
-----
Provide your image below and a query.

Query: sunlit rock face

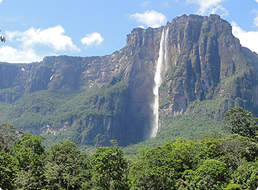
[159,14,250,112]
[1,14,258,146]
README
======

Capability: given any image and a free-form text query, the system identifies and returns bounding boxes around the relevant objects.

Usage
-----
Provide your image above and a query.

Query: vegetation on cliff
[0,79,130,148]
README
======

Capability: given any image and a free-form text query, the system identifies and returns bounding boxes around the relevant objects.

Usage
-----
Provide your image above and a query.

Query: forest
[1,107,258,190]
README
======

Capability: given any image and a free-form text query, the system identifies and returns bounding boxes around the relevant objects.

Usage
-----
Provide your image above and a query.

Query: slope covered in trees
[1,107,258,190]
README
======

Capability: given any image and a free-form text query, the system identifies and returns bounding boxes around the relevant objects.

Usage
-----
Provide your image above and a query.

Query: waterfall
[150,27,169,138]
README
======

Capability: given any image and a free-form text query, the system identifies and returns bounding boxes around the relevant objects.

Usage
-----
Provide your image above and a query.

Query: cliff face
[158,14,249,114]
[1,14,258,146]
[158,15,258,119]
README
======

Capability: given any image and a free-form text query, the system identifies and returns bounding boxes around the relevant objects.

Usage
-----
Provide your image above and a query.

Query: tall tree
[0,151,16,190]
[129,138,202,190]
[230,162,258,190]
[0,124,23,190]
[183,159,229,190]
[45,140,90,190]
[0,123,23,152]
[13,134,46,190]
[224,107,258,141]
[92,145,129,190]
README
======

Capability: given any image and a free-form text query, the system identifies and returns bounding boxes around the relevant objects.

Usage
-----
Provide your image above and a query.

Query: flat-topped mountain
[1,14,258,147]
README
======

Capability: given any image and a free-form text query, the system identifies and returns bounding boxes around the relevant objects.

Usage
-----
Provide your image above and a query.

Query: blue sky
[0,0,258,63]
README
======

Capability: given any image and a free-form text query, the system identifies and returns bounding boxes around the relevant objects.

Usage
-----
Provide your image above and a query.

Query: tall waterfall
[150,28,169,138]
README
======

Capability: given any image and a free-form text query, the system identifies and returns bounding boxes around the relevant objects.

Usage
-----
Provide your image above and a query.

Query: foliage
[123,113,225,155]
[230,162,258,190]
[0,151,16,189]
[91,144,129,190]
[0,123,24,152]
[0,122,258,189]
[182,159,229,189]
[130,141,181,189]
[0,81,129,147]
[45,140,91,190]
[124,97,237,155]
[1,107,258,189]
[0,123,24,189]
[0,124,92,190]
[129,132,258,190]
[13,134,46,189]
[224,107,258,141]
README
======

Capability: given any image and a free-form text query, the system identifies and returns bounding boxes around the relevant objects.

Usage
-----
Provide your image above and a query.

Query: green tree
[224,107,258,141]
[0,151,16,190]
[220,134,258,171]
[45,140,90,190]
[183,159,229,190]
[92,145,129,190]
[129,146,176,190]
[0,124,23,190]
[230,162,258,190]
[130,138,203,190]
[0,123,23,152]
[13,134,46,190]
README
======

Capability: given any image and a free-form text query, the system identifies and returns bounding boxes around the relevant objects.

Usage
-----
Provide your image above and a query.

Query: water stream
[150,28,169,138]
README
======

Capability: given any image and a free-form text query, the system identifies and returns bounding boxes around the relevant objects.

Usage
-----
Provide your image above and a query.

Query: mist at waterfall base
[150,28,169,138]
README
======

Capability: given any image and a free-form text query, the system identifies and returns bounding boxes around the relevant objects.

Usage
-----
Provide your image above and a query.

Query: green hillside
[0,80,129,148]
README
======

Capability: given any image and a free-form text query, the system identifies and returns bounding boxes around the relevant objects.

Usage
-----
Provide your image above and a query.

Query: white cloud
[138,25,145,29]
[0,46,42,63]
[256,0,258,3]
[6,25,80,52]
[0,0,3,2]
[0,25,79,63]
[186,0,228,16]
[80,32,104,46]
[130,10,167,28]
[232,21,258,54]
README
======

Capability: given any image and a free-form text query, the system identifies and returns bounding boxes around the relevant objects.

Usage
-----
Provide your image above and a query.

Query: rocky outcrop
[158,14,258,119]
[1,14,258,146]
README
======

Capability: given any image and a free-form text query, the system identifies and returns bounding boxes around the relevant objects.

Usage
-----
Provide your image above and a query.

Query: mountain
[1,14,258,148]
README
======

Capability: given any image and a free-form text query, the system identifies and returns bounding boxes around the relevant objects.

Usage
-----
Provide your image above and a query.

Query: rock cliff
[159,14,258,117]
[1,14,258,146]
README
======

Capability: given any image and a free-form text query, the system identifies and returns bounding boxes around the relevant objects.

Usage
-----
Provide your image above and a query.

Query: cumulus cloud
[186,0,228,16]
[0,46,42,63]
[130,10,167,28]
[80,32,104,46]
[0,25,79,63]
[232,21,258,54]
[6,25,80,52]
